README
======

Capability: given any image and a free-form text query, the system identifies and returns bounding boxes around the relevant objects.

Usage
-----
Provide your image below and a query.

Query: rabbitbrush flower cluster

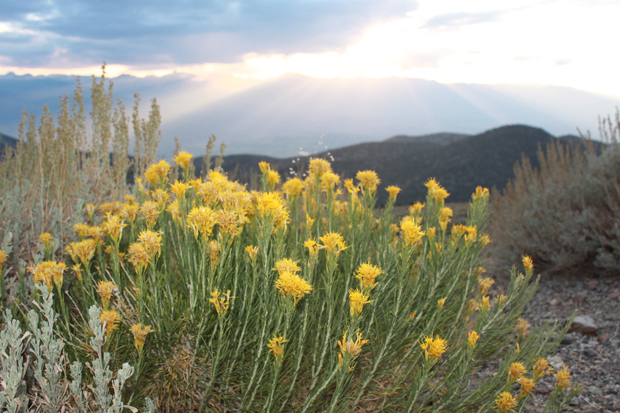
[1,156,581,412]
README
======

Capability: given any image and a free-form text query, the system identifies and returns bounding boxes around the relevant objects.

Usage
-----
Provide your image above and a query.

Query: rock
[561,334,576,345]
[588,385,603,396]
[573,292,587,304]
[549,355,564,369]
[584,349,597,358]
[569,315,598,335]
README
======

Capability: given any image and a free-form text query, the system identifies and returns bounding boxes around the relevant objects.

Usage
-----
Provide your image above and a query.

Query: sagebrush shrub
[0,64,161,277]
[490,110,620,275]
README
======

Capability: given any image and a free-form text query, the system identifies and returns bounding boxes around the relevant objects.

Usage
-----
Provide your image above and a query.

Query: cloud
[422,11,502,30]
[0,0,417,67]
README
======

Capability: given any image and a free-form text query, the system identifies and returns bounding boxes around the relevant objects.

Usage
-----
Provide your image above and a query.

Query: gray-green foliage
[0,64,161,279]
[0,310,29,413]
[0,285,148,412]
[490,110,620,274]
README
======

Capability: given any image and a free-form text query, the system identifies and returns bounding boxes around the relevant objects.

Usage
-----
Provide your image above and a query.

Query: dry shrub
[490,110,620,275]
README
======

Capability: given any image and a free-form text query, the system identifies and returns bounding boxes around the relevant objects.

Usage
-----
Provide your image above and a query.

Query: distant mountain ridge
[0,133,17,153]
[210,124,585,204]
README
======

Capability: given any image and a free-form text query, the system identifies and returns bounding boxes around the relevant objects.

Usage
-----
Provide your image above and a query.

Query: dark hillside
[197,125,591,204]
[0,133,17,154]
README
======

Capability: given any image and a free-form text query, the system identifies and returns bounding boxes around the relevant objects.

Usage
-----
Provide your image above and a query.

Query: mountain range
[0,124,594,205]
[1,72,618,158]
[208,124,587,204]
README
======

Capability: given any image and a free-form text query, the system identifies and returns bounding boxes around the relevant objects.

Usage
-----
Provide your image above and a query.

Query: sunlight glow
[2,0,618,98]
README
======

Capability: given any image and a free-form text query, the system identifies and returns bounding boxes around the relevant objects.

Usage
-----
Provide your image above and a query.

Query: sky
[1,0,620,98]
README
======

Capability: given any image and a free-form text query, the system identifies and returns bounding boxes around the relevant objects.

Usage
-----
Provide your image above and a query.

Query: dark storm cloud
[0,0,417,67]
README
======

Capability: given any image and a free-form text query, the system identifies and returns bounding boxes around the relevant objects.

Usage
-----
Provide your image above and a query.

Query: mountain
[211,124,587,204]
[166,74,618,157]
[1,72,617,158]
[0,133,18,154]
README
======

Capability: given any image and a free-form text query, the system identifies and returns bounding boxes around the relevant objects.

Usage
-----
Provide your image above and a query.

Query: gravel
[518,273,620,412]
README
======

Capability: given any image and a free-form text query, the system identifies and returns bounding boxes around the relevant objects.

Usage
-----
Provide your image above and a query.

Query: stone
[569,315,598,335]
[549,355,564,369]
[588,385,603,396]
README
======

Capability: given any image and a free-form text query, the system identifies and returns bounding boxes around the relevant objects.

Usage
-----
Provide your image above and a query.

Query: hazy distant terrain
[1,72,618,158]
[212,124,587,204]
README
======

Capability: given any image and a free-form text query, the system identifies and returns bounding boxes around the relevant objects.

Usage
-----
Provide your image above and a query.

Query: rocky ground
[517,273,620,412]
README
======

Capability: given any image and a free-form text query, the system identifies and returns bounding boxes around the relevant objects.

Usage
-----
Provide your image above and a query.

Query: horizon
[1,0,620,156]
[1,0,619,97]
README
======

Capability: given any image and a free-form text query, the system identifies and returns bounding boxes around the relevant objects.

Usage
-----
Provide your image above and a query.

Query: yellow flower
[533,358,552,381]
[258,161,271,175]
[467,331,480,349]
[320,172,340,192]
[67,239,97,265]
[85,203,96,221]
[337,331,368,368]
[425,178,450,203]
[173,150,193,169]
[74,223,91,239]
[274,258,301,275]
[144,160,171,186]
[102,214,126,243]
[97,281,117,310]
[99,310,121,337]
[31,261,66,291]
[140,201,160,228]
[217,209,243,236]
[480,295,491,312]
[516,318,530,338]
[122,203,140,223]
[356,170,380,192]
[39,233,54,251]
[151,188,170,209]
[167,200,182,224]
[409,202,425,216]
[267,334,289,365]
[304,238,319,257]
[130,323,154,353]
[319,232,348,255]
[400,216,425,245]
[275,271,312,305]
[308,158,333,176]
[522,255,534,273]
[128,243,150,274]
[494,391,517,413]
[554,366,571,391]
[385,185,401,201]
[478,277,495,295]
[419,335,447,361]
[245,245,259,261]
[354,263,382,290]
[71,264,82,281]
[343,178,359,197]
[282,178,304,197]
[0,249,7,268]
[518,377,535,398]
[209,289,232,316]
[496,294,508,307]
[437,297,446,310]
[349,289,372,317]
[256,192,289,230]
[187,206,218,239]
[473,186,489,202]
[137,230,162,257]
[266,169,281,188]
[170,181,190,199]
[508,362,527,382]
